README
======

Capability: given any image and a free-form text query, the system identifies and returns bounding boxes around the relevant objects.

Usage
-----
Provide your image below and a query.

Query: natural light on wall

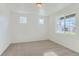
[0,16,8,33]
[19,16,27,24]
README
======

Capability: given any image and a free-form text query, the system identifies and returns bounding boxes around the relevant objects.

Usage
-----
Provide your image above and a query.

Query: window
[19,16,27,24]
[56,14,76,34]
[39,18,44,24]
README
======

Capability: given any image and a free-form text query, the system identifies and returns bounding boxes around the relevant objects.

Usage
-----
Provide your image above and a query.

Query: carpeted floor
[1,40,79,56]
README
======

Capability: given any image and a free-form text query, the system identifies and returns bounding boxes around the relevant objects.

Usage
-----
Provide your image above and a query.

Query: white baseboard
[12,37,48,44]
[49,38,79,53]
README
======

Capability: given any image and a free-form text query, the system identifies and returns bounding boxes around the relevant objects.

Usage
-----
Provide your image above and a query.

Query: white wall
[10,12,49,43]
[0,4,11,55]
[0,3,49,55]
[49,4,79,53]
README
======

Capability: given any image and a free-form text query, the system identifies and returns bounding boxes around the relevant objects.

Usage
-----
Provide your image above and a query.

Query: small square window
[19,16,27,24]
[39,18,44,24]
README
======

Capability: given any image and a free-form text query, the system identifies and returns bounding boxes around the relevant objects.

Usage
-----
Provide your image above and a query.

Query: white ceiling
[6,3,71,16]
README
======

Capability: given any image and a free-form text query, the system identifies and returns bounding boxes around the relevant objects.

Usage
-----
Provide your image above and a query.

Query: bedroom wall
[10,12,49,43]
[0,4,11,55]
[49,4,79,53]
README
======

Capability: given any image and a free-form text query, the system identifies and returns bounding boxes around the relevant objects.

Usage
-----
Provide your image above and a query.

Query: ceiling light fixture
[34,3,45,8]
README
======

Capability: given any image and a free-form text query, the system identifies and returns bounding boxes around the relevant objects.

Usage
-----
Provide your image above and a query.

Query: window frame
[56,13,76,34]
[19,16,27,24]
[38,18,44,24]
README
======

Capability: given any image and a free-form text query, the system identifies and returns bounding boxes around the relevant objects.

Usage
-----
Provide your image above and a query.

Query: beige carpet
[1,40,79,56]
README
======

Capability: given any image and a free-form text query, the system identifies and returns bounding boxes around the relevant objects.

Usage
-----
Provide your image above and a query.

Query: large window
[57,14,76,34]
